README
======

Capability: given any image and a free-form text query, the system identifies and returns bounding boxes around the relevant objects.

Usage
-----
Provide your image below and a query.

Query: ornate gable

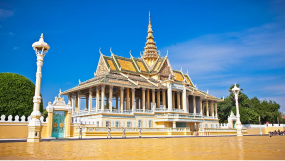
[95,55,109,76]
[157,58,173,81]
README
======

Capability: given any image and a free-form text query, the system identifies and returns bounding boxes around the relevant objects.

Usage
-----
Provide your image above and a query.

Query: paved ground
[0,135,284,160]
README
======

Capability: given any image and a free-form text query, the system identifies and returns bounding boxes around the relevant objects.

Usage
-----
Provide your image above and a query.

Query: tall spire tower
[142,11,159,67]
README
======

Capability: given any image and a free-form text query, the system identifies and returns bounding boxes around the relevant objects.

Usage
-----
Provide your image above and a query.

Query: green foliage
[218,84,281,124]
[0,73,43,120]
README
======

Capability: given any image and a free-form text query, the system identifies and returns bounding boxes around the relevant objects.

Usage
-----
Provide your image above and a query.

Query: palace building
[60,12,223,134]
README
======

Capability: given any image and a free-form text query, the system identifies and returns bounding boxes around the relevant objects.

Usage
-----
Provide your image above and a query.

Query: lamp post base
[236,123,243,136]
[27,115,42,142]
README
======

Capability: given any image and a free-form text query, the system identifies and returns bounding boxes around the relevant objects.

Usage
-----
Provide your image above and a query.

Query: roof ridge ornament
[110,47,114,56]
[166,50,168,57]
[99,48,103,55]
[186,70,188,75]
[79,79,81,84]
[94,72,96,77]
[58,88,62,97]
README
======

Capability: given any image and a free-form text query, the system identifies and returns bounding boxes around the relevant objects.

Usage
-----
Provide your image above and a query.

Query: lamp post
[259,115,262,135]
[27,33,50,142]
[232,83,243,136]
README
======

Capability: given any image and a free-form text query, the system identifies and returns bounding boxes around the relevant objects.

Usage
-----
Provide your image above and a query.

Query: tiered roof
[61,12,223,102]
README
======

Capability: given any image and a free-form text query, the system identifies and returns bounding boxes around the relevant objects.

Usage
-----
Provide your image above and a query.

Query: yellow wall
[0,122,47,138]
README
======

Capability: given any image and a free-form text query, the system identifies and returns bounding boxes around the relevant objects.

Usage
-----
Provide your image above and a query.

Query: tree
[0,73,43,120]
[218,84,281,124]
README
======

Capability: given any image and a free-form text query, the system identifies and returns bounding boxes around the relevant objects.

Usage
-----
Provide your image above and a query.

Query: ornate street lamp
[27,33,50,142]
[232,83,243,136]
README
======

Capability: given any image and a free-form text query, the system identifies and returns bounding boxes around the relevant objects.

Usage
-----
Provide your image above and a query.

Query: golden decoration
[117,59,136,72]
[174,72,184,81]
[137,61,147,72]
[154,62,161,71]
[107,59,116,71]
[53,123,58,128]
[60,123,64,128]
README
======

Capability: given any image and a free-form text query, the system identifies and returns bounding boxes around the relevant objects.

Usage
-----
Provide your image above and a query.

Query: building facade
[61,13,223,134]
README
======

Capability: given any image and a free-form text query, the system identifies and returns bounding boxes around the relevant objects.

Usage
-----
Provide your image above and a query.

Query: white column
[200,97,203,116]
[89,88,93,112]
[132,88,135,111]
[186,94,189,113]
[210,101,214,117]
[109,86,113,111]
[193,96,196,115]
[147,89,150,110]
[167,82,172,111]
[152,89,155,111]
[182,86,187,112]
[142,88,146,111]
[177,92,181,109]
[72,94,75,114]
[120,87,124,112]
[77,93,81,113]
[101,85,105,110]
[206,100,209,117]
[215,102,218,117]
[162,89,166,109]
[96,87,100,112]
[157,90,160,109]
[126,88,130,110]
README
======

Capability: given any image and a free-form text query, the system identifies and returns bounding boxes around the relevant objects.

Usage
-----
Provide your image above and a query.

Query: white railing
[0,114,47,123]
[134,109,144,113]
[154,109,168,112]
[81,127,187,132]
[145,110,153,113]
[219,123,229,128]
[171,109,185,113]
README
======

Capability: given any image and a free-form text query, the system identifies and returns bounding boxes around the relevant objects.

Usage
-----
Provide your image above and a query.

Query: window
[149,120,152,128]
[106,120,110,127]
[127,121,131,128]
[211,124,214,128]
[205,124,208,128]
[96,121,99,127]
[116,121,120,127]
[138,120,142,128]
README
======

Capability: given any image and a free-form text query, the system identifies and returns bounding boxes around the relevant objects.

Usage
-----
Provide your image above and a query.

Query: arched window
[205,124,208,128]
[115,120,120,127]
[149,120,152,128]
[127,121,132,127]
[138,120,142,128]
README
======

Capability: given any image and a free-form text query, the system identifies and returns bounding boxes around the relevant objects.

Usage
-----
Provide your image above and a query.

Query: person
[79,127,82,139]
[138,128,142,138]
[107,126,112,138]
[122,127,126,138]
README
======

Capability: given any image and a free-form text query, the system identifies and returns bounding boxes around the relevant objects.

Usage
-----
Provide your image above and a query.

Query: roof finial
[110,47,114,56]
[149,9,151,24]
[166,50,168,57]
[130,50,133,58]
[58,88,61,97]
[41,33,43,38]
[99,48,103,55]
[79,79,81,84]
[94,72,96,77]
[186,70,188,75]
[180,66,182,72]
[207,90,209,94]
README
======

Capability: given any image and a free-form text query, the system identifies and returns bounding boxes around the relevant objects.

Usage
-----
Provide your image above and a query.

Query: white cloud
[9,32,14,36]
[161,23,285,110]
[14,47,18,50]
[0,8,13,20]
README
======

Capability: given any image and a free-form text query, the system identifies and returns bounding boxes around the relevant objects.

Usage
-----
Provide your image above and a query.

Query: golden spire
[142,10,159,67]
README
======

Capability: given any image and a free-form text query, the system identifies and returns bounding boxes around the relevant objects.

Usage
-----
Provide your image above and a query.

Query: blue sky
[0,0,284,112]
